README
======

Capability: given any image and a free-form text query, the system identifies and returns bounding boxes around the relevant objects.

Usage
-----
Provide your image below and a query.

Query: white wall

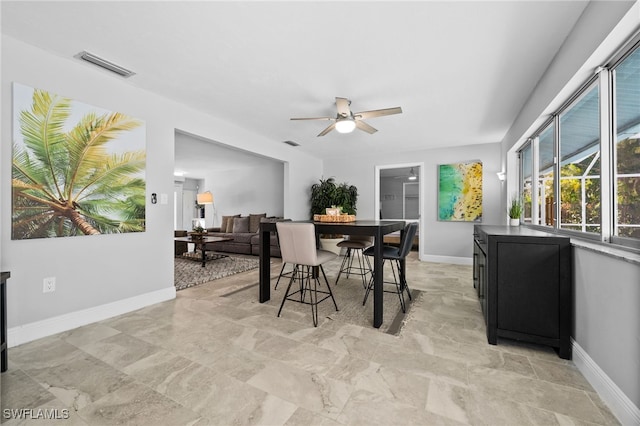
[1,35,322,344]
[203,163,284,227]
[324,142,503,263]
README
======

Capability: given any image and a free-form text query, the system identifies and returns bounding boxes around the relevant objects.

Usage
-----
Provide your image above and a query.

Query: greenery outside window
[613,46,640,241]
[517,36,640,250]
[520,143,533,224]
[537,125,555,226]
[558,84,601,234]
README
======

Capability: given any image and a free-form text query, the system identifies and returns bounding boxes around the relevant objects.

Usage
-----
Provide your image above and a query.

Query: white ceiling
[174,130,281,178]
[2,1,590,167]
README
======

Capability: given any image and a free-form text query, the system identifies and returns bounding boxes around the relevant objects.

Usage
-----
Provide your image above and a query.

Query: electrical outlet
[43,277,56,293]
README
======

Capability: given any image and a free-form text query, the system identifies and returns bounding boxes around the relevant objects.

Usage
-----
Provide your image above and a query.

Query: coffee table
[174,236,232,267]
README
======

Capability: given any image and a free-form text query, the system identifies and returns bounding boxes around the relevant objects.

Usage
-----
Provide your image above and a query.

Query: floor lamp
[196,191,214,227]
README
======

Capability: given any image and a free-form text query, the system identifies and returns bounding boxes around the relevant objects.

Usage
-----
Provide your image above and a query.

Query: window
[517,35,640,249]
[613,45,640,240]
[521,143,533,223]
[558,84,601,234]
[537,125,555,226]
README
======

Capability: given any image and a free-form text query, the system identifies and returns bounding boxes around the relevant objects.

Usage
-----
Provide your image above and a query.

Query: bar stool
[276,222,339,326]
[335,235,373,289]
[363,222,418,313]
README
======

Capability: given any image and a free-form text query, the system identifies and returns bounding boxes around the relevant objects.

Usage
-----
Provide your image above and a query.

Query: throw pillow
[233,216,249,233]
[221,214,240,233]
[249,213,267,233]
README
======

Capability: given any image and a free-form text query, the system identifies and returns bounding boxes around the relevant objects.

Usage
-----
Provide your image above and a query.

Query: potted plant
[508,196,523,226]
[189,224,207,241]
[310,177,358,254]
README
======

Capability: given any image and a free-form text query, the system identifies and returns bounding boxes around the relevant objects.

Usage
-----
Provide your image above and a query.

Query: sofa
[175,214,287,258]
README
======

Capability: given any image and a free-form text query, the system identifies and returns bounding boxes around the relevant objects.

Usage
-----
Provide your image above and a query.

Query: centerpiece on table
[309,177,358,254]
[189,225,208,241]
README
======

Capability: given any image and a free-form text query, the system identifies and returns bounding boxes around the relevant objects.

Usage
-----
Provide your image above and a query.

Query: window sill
[569,239,640,266]
[522,224,640,266]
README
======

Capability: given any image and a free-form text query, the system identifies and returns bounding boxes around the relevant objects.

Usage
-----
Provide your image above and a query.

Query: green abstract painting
[438,160,483,222]
[12,83,146,239]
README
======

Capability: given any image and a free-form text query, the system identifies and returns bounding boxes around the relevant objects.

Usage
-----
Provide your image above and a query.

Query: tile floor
[2,253,619,425]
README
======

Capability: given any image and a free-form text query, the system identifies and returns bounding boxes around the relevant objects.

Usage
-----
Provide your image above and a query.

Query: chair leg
[335,248,351,285]
[357,249,371,289]
[319,265,339,312]
[397,259,412,301]
[274,263,287,290]
[391,260,407,313]
[307,267,319,326]
[278,264,298,317]
[345,248,355,280]
[362,274,373,306]
[363,259,411,313]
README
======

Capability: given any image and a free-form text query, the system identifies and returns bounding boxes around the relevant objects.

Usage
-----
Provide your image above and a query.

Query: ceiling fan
[291,97,402,137]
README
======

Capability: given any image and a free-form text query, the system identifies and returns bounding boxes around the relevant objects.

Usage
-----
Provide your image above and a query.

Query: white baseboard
[8,286,176,348]
[572,339,640,426]
[421,254,473,265]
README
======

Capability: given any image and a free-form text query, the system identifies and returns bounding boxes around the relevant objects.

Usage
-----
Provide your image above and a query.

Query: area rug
[174,255,259,291]
[222,271,422,335]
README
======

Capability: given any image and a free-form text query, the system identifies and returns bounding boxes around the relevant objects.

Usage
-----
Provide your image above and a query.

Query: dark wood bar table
[259,220,406,328]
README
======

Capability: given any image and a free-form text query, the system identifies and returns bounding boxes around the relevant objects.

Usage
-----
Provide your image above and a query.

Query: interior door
[403,182,419,219]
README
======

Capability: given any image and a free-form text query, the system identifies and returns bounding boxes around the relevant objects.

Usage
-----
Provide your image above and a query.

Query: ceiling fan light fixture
[335,118,356,134]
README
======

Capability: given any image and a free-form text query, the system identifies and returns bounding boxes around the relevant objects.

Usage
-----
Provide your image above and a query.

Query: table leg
[259,229,271,303]
[200,243,206,267]
[373,229,384,328]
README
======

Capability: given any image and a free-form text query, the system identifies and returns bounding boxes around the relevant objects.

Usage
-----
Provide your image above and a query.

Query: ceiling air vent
[283,140,300,147]
[75,51,136,78]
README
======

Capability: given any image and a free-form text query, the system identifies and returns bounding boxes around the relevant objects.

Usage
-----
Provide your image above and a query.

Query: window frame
[609,37,640,250]
[517,32,640,252]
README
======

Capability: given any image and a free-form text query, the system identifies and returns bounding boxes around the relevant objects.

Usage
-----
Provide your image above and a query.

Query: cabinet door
[496,242,560,339]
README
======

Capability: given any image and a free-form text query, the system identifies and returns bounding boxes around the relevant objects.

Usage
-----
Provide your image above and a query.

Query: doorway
[375,163,424,259]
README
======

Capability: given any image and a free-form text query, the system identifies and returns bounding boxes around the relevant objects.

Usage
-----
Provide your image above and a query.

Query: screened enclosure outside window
[521,143,533,223]
[517,35,640,249]
[613,46,640,239]
[537,125,555,226]
[558,84,601,234]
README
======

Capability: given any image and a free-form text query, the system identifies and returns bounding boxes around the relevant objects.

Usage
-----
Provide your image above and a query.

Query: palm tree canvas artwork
[12,83,146,240]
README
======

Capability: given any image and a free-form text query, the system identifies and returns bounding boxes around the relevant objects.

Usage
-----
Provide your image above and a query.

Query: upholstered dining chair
[335,235,373,289]
[363,222,418,313]
[275,222,339,326]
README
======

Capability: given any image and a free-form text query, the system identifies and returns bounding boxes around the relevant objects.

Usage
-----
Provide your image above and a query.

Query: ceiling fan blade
[355,106,402,120]
[355,120,377,134]
[290,116,333,121]
[335,97,352,117]
[317,122,336,137]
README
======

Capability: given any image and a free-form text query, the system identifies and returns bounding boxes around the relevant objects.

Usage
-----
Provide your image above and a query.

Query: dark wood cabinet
[1,271,9,372]
[473,226,572,359]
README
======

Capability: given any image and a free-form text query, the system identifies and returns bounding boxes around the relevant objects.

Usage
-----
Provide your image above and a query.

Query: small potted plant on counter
[508,196,523,226]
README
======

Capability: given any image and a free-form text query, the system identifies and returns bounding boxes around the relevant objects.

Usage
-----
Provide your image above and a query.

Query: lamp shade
[196,191,214,205]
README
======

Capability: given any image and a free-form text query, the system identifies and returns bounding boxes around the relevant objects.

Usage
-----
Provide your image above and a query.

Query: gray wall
[573,248,640,407]
[324,142,503,263]
[203,162,285,227]
[498,1,640,418]
[175,133,285,228]
[1,35,322,339]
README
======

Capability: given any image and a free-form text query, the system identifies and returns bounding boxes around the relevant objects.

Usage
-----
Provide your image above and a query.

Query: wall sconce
[196,191,214,205]
[496,171,506,181]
